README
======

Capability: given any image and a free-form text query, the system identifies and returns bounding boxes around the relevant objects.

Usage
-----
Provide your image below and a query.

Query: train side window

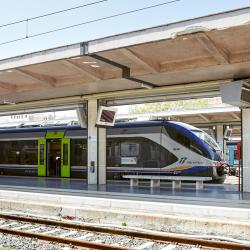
[70,139,87,166]
[140,138,178,168]
[121,142,139,157]
[107,139,121,167]
[0,140,38,165]
[165,126,210,159]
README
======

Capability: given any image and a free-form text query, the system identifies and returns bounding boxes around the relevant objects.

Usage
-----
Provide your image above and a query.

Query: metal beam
[231,112,241,121]
[196,33,230,64]
[89,54,157,88]
[0,81,16,92]
[0,79,231,115]
[0,102,85,116]
[199,113,211,122]
[61,60,102,81]
[14,69,57,87]
[120,48,158,73]
[189,121,241,127]
[106,91,221,106]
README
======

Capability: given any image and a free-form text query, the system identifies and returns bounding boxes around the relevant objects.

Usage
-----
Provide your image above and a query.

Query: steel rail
[0,214,249,250]
[0,227,132,250]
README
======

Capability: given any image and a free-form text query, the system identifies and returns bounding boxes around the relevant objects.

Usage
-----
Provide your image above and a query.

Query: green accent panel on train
[38,138,46,176]
[46,131,65,139]
[61,138,71,177]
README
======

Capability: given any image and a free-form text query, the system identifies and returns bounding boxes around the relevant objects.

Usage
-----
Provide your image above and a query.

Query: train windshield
[192,130,221,152]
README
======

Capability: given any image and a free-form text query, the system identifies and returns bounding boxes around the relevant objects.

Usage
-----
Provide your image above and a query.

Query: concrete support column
[172,180,182,189]
[242,108,250,192]
[216,125,224,151]
[87,99,106,185]
[98,127,106,185]
[87,99,98,185]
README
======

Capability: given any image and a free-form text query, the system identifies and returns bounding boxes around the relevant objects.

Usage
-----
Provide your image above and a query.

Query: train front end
[190,128,228,183]
[165,121,227,183]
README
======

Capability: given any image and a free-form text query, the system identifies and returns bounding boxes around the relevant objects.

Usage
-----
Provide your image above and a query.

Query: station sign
[96,106,117,127]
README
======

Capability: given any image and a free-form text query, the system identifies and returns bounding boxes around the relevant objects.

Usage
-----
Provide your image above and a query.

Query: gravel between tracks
[0,233,75,250]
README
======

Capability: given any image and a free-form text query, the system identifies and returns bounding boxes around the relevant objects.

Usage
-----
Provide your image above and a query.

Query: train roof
[0,120,201,134]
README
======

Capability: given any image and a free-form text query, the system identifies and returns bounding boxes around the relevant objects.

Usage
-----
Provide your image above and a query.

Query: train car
[0,121,227,183]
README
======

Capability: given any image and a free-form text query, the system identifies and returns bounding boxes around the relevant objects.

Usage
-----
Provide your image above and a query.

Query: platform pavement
[0,175,249,207]
[0,176,249,239]
[0,187,249,240]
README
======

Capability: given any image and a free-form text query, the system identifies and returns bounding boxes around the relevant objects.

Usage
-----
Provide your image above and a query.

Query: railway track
[0,213,249,250]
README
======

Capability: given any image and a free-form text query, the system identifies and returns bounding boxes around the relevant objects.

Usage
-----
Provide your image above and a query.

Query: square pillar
[242,108,250,192]
[216,125,224,151]
[87,99,106,185]
[98,127,106,185]
[172,180,182,189]
[87,100,98,184]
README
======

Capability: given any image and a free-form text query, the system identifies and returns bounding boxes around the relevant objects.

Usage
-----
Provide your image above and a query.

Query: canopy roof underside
[0,7,249,105]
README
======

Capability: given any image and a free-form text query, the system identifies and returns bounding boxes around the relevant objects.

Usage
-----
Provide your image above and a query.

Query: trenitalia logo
[179,157,187,164]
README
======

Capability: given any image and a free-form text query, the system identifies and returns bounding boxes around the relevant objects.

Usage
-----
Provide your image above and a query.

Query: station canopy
[0,7,250,111]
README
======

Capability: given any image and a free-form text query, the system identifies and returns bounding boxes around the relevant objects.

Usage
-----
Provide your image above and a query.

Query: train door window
[40,144,45,165]
[47,139,61,177]
[63,144,68,166]
[61,138,70,177]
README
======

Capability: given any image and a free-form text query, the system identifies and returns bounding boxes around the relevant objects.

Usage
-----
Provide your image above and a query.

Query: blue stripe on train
[0,165,37,169]
[0,165,210,173]
[106,166,210,173]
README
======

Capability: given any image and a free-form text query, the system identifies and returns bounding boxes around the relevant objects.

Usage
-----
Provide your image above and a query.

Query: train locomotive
[0,120,227,183]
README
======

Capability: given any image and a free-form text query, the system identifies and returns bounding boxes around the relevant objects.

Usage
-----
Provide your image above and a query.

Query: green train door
[61,138,70,177]
[38,139,46,176]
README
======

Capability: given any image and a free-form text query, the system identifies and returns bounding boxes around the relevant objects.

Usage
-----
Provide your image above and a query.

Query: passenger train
[0,121,227,183]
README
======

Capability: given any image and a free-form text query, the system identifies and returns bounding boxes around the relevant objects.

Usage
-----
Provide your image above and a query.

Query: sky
[0,0,249,59]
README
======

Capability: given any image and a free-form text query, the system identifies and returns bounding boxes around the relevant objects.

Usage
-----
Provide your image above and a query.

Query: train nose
[216,163,228,176]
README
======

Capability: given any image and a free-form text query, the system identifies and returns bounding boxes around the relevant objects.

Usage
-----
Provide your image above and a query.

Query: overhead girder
[0,8,249,114]
[0,79,229,116]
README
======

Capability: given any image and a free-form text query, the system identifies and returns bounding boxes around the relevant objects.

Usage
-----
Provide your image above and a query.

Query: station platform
[0,176,250,240]
[0,175,249,208]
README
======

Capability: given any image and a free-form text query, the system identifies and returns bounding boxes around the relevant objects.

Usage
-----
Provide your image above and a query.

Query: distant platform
[0,176,249,208]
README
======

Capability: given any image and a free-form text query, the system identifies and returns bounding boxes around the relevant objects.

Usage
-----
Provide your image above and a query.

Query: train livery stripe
[107,166,210,173]
[0,165,37,169]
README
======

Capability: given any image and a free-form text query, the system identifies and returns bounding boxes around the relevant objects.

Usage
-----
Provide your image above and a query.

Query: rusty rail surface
[0,213,249,250]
